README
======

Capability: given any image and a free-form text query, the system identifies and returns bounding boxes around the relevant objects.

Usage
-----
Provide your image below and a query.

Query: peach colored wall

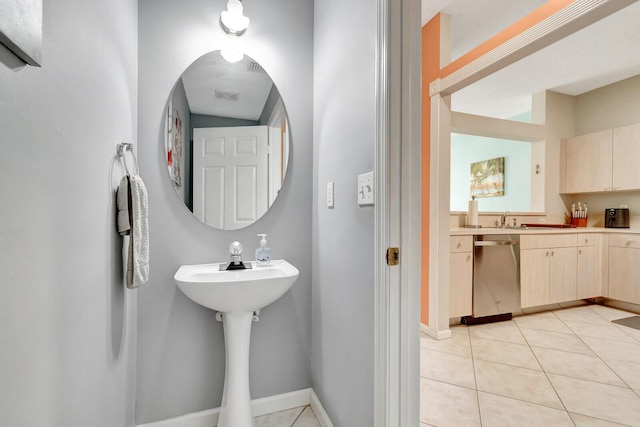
[421,0,575,325]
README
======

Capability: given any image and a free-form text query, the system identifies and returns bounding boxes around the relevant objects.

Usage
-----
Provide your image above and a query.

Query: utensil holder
[571,217,588,227]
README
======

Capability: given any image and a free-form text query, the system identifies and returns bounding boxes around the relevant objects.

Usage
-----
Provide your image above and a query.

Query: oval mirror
[165,50,290,230]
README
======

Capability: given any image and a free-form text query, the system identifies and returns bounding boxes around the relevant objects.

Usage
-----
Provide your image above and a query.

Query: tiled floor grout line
[467,332,483,427]
[584,307,640,396]
[422,305,640,426]
[542,306,640,425]
[289,406,305,426]
[553,308,640,401]
[512,318,575,424]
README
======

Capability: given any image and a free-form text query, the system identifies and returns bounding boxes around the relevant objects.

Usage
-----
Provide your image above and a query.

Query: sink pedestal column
[218,311,255,427]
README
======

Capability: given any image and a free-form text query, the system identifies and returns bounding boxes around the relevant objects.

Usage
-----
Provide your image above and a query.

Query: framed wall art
[0,0,42,66]
[166,100,183,187]
[470,156,505,198]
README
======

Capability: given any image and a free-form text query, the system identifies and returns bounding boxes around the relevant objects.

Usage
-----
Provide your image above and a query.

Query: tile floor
[421,304,640,427]
[254,405,321,427]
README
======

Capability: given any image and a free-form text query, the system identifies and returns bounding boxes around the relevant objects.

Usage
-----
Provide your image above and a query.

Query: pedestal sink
[174,259,299,427]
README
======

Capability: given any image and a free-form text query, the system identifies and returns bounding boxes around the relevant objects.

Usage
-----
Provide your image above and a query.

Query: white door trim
[374,0,421,425]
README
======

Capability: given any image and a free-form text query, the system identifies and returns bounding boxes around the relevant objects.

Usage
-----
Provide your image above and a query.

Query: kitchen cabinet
[449,236,472,318]
[608,234,640,304]
[562,129,612,193]
[576,233,603,299]
[561,122,640,194]
[520,234,577,308]
[612,123,640,191]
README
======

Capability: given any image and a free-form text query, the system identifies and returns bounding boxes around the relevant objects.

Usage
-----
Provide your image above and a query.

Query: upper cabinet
[561,123,640,194]
[613,123,640,191]
[561,129,612,193]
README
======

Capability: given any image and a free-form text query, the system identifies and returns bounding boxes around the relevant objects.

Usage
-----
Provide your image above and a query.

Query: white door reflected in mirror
[193,126,269,230]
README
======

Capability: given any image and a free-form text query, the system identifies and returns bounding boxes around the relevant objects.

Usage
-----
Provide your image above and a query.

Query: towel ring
[117,142,140,176]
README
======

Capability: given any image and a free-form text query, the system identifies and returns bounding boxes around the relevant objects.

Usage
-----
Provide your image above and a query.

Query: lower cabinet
[608,234,640,304]
[577,233,602,299]
[520,234,577,308]
[450,231,628,313]
[449,236,473,318]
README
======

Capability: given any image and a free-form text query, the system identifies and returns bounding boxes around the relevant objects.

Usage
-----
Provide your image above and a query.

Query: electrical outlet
[358,172,375,206]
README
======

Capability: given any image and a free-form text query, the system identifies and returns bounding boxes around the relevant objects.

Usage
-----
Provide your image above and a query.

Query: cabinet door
[449,251,472,318]
[577,245,601,299]
[609,247,640,304]
[521,248,550,308]
[549,247,577,304]
[613,123,640,191]
[564,129,612,193]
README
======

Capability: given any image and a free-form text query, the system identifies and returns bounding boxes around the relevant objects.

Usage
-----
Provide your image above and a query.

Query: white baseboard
[420,323,452,340]
[137,388,333,427]
[309,389,334,427]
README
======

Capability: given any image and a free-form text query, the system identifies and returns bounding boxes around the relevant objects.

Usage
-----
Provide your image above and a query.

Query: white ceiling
[180,51,273,121]
[184,3,640,121]
[422,0,640,119]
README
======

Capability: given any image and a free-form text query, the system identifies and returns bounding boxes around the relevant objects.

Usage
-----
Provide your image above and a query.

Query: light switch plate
[358,171,374,206]
[327,181,334,208]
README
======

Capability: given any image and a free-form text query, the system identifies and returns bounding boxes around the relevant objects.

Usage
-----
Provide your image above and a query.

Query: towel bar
[117,142,140,176]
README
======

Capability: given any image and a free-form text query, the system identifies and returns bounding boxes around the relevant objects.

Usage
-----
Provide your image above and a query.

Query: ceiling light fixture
[220,0,250,37]
[221,49,244,63]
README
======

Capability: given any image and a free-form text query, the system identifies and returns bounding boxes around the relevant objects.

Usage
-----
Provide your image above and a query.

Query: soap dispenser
[255,234,271,266]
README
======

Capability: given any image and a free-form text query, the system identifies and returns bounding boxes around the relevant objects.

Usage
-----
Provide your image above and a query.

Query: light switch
[358,172,374,206]
[327,181,334,208]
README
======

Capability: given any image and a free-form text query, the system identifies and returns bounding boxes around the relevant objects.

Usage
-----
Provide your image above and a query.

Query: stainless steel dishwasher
[462,234,521,325]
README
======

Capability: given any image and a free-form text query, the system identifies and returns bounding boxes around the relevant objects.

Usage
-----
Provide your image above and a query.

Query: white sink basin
[174,259,299,427]
[174,259,299,313]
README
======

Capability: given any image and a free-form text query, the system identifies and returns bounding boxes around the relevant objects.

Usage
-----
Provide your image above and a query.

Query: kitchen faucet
[500,211,509,228]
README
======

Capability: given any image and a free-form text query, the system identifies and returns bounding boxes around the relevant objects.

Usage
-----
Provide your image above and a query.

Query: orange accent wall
[420,0,575,326]
[420,15,441,325]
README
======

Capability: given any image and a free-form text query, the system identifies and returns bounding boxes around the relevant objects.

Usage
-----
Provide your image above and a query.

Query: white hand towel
[117,176,131,236]
[126,175,149,288]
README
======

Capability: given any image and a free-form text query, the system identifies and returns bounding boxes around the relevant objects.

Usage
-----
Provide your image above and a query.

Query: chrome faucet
[499,211,509,229]
[220,241,253,271]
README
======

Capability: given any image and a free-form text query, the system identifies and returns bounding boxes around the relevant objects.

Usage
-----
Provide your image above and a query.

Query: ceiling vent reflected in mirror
[247,60,264,74]
[214,89,240,102]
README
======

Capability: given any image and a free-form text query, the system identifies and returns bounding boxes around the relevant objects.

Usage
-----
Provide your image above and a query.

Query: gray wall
[137,0,313,423]
[312,0,377,425]
[0,0,138,426]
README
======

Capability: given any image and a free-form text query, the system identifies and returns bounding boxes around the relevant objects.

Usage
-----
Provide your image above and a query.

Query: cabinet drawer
[450,235,472,253]
[521,234,577,250]
[577,233,599,247]
[609,234,640,249]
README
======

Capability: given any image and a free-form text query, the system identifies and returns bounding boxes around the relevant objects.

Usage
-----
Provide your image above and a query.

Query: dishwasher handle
[474,240,520,247]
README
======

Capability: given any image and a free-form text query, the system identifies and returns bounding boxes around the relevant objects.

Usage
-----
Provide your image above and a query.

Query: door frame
[374,0,421,425]
[374,0,637,425]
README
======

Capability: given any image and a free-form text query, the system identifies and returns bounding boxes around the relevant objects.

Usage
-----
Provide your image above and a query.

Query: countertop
[450,226,640,236]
